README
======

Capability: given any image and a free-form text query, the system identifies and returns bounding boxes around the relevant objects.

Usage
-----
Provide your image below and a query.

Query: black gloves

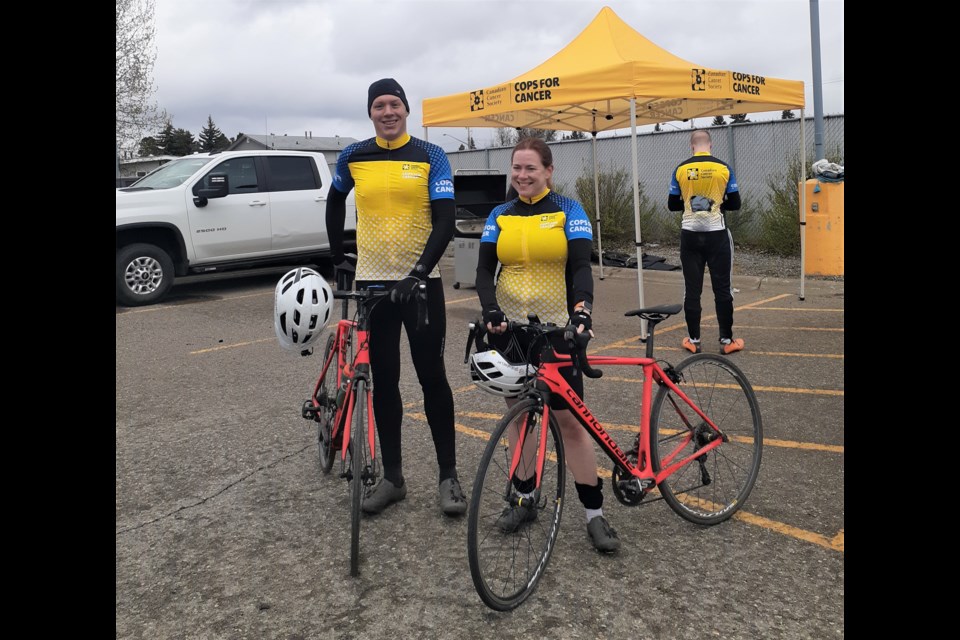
[564,310,593,346]
[569,310,592,334]
[390,275,423,304]
[483,305,507,328]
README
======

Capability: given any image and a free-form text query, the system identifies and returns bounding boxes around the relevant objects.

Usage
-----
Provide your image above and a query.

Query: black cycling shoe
[496,496,538,533]
[586,515,621,553]
[439,477,467,516]
[362,478,407,514]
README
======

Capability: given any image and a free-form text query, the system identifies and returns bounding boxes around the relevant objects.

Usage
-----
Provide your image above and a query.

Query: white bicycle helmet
[470,349,536,398]
[274,267,333,352]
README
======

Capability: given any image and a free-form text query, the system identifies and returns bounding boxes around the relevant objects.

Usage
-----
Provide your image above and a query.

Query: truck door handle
[248,200,267,207]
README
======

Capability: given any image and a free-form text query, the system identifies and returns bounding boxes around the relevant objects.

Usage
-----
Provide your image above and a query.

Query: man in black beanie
[325,78,466,517]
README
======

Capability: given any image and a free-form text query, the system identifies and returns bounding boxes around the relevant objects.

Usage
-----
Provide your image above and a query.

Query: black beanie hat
[367,78,409,115]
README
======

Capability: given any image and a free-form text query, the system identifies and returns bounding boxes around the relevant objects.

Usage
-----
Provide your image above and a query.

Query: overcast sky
[151,0,844,152]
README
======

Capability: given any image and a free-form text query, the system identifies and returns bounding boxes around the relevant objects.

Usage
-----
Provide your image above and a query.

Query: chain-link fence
[438,115,844,254]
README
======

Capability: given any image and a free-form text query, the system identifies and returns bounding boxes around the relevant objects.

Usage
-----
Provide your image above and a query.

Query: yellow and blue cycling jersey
[332,132,454,281]
[480,189,592,325]
[668,151,739,232]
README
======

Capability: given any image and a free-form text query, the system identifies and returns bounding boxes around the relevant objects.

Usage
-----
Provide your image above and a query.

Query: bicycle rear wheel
[316,334,337,475]
[349,379,374,577]
[467,398,565,611]
[651,353,762,526]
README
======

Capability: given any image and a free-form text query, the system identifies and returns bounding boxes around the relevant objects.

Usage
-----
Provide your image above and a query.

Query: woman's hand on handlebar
[483,306,508,335]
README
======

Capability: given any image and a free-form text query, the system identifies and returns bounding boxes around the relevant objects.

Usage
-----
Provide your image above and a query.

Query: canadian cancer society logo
[470,90,485,112]
[691,69,706,91]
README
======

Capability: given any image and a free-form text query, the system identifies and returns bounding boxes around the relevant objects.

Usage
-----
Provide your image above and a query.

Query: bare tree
[116,0,166,157]
[493,128,516,148]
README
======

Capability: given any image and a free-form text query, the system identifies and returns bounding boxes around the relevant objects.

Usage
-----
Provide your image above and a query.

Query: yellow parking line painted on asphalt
[734,512,844,552]
[410,410,843,553]
[740,293,792,305]
[702,324,844,332]
[600,375,843,397]
[190,338,274,354]
[446,296,481,306]
[595,293,798,351]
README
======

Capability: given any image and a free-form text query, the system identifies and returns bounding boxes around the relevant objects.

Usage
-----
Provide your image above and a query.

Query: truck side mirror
[193,173,229,207]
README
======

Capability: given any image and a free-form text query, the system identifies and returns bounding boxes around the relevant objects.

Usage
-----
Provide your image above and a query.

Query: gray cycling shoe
[362,478,407,514]
[496,496,538,533]
[439,477,467,516]
[587,515,621,553]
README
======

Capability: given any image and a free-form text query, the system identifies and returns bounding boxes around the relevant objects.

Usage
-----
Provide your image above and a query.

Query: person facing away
[667,129,744,355]
[474,137,621,553]
[325,78,467,517]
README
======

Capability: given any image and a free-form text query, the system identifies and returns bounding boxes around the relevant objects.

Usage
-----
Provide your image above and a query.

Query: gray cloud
[151,0,843,150]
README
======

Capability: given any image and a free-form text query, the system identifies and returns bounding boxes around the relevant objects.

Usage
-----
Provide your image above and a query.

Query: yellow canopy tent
[423,6,811,312]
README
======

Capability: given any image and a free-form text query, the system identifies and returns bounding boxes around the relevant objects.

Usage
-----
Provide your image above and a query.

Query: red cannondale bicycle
[301,266,427,577]
[463,304,763,611]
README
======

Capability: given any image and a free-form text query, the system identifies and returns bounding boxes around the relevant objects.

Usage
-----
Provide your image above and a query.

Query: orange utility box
[801,179,844,276]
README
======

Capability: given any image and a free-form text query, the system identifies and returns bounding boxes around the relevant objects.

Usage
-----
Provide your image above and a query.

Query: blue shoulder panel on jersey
[410,138,454,201]
[480,201,512,243]
[553,194,593,240]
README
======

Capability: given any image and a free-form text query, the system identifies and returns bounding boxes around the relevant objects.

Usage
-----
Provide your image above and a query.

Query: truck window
[199,157,260,194]
[264,156,319,192]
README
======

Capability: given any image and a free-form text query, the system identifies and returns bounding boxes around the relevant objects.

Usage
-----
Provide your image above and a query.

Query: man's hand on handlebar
[389,275,423,304]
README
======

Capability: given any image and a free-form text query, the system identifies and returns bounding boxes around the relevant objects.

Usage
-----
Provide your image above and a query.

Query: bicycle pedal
[301,399,318,419]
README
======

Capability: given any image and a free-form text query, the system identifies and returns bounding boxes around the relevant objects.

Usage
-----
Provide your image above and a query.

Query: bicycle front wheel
[349,379,374,577]
[316,334,337,475]
[467,398,565,611]
[651,353,762,526]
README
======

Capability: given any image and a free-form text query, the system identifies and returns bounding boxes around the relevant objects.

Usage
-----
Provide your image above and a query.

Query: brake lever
[416,282,429,328]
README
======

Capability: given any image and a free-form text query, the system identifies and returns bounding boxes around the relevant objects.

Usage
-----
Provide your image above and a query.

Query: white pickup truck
[116,149,356,306]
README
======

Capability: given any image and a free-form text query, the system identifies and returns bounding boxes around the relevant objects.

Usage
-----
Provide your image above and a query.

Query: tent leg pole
[593,133,604,280]
[629,99,646,337]
[799,110,806,300]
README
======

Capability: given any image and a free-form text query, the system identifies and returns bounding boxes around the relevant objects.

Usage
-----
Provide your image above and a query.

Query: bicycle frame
[310,294,380,468]
[511,351,725,493]
[312,317,374,461]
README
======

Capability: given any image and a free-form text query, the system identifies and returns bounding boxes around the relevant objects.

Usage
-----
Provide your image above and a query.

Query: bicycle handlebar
[332,282,429,331]
[464,316,603,379]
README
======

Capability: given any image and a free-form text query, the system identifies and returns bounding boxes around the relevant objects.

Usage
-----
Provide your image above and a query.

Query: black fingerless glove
[483,305,507,327]
[389,275,423,304]
[569,310,592,334]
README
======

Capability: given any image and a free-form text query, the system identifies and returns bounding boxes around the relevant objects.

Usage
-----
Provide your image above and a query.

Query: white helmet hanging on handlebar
[274,267,333,352]
[469,349,536,398]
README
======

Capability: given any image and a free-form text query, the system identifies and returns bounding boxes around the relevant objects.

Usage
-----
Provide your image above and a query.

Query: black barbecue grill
[452,171,506,289]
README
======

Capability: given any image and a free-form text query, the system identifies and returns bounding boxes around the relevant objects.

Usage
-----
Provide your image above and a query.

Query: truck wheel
[116,243,175,307]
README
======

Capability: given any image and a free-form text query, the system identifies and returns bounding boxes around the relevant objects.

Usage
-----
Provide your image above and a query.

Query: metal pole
[629,99,647,337]
[799,111,807,301]
[592,130,604,280]
[809,0,825,161]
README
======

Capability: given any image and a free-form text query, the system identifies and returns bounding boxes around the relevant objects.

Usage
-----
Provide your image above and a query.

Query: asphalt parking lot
[116,251,844,639]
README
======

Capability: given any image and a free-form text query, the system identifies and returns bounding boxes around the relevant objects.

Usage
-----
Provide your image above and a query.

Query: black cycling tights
[367,277,457,483]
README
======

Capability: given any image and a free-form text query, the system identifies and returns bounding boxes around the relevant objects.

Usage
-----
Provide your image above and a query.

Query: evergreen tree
[155,122,175,154]
[730,113,750,124]
[198,115,230,152]
[166,128,197,156]
[654,123,662,132]
[138,136,161,157]
[781,110,796,119]
[711,116,726,126]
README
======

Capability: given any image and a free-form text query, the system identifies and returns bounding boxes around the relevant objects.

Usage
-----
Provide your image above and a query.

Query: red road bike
[464,304,763,610]
[301,269,427,577]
